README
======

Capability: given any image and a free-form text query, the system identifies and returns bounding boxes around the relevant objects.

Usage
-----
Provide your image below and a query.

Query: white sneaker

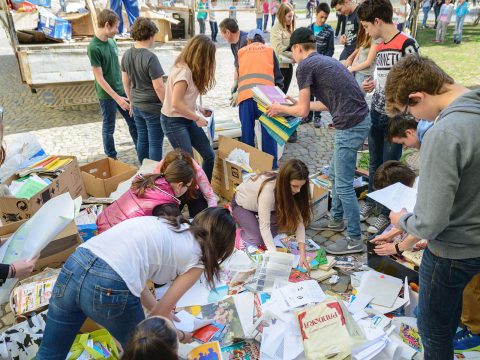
[359,202,375,222]
[367,214,390,234]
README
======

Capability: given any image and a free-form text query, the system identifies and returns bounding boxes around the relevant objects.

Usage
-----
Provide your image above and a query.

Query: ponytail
[131,159,195,197]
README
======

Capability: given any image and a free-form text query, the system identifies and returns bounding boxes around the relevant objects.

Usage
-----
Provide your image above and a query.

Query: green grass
[415,24,480,88]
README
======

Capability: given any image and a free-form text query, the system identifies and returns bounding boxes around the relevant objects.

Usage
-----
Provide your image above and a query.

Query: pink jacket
[154,159,217,207]
[96,176,180,233]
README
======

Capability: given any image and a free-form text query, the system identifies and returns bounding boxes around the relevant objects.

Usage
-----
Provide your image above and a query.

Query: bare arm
[349,44,378,73]
[152,77,166,103]
[140,286,157,313]
[121,71,132,102]
[92,66,129,110]
[343,48,359,67]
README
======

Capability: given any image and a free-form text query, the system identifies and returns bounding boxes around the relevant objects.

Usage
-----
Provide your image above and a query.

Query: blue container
[38,14,72,40]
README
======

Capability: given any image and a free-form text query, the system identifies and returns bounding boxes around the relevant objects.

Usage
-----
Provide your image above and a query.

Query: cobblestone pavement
[0,13,380,330]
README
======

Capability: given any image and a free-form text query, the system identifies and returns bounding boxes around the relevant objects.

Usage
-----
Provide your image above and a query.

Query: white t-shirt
[81,217,203,297]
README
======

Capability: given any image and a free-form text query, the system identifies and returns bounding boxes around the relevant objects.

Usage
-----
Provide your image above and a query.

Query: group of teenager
[2,0,473,358]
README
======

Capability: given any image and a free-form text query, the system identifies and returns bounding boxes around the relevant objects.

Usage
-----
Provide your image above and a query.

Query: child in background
[229,0,238,20]
[348,25,377,95]
[154,149,217,217]
[387,115,434,150]
[309,3,335,128]
[263,0,270,31]
[122,316,178,360]
[208,0,218,42]
[453,0,469,44]
[197,0,207,34]
[96,159,194,233]
[271,0,279,26]
[231,159,312,271]
[434,0,454,42]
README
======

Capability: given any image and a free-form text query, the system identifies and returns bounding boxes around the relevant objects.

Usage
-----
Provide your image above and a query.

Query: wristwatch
[395,243,404,256]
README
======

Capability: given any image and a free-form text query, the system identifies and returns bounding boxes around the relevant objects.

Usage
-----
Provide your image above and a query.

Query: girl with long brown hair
[232,159,312,271]
[347,25,377,95]
[160,35,217,181]
[154,149,217,217]
[37,207,236,359]
[96,158,195,233]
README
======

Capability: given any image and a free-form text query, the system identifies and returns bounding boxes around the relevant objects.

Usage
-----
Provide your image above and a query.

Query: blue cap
[247,29,264,40]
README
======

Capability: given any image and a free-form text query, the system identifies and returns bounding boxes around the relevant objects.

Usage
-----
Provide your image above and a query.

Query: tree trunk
[409,0,424,38]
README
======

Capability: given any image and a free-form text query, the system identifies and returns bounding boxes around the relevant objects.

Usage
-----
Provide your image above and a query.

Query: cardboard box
[61,11,94,36]
[0,220,82,274]
[81,158,138,198]
[0,156,87,223]
[38,11,72,40]
[212,136,274,201]
[11,11,39,31]
[310,182,329,222]
[140,9,176,43]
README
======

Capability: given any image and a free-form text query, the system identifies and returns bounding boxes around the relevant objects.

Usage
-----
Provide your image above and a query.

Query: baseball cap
[247,29,264,40]
[285,27,316,51]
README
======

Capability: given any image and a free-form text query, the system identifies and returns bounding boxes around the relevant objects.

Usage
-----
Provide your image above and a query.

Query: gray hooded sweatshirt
[399,89,480,259]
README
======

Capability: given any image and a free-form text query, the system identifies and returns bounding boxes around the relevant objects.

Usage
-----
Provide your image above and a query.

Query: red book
[193,324,222,343]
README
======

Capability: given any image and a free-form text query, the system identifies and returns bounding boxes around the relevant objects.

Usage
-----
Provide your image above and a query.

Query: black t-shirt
[340,6,359,60]
[231,31,248,69]
[121,47,165,114]
[296,52,368,130]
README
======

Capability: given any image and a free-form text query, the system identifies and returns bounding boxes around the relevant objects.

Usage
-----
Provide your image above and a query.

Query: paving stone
[312,235,328,245]
[305,229,319,237]
[330,234,345,241]
[320,230,336,238]
[1,311,14,328]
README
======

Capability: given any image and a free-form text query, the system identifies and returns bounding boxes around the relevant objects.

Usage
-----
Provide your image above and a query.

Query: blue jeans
[366,109,402,216]
[198,18,206,34]
[36,248,145,360]
[238,98,278,169]
[330,115,371,240]
[418,247,480,359]
[99,98,138,159]
[422,6,430,27]
[110,0,139,34]
[263,14,269,30]
[271,14,276,26]
[133,107,164,163]
[161,114,215,181]
[209,20,218,41]
[454,16,466,42]
[256,17,263,30]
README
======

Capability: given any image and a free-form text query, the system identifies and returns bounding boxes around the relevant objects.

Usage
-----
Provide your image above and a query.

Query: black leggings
[280,64,293,94]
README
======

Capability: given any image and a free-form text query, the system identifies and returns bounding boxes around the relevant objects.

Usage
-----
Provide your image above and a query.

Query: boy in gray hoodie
[385,54,480,360]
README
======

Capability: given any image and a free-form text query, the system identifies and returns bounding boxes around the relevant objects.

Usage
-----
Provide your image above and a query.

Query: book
[193,323,224,343]
[221,341,260,359]
[310,268,338,282]
[255,85,292,105]
[297,300,360,360]
[188,341,223,360]
[16,156,72,177]
[14,271,59,315]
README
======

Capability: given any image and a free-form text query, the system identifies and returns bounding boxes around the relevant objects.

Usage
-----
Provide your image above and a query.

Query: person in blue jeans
[386,55,480,360]
[161,35,216,181]
[35,208,236,360]
[121,17,166,163]
[453,0,469,44]
[267,27,370,255]
[110,0,139,35]
[358,0,419,234]
[87,9,138,160]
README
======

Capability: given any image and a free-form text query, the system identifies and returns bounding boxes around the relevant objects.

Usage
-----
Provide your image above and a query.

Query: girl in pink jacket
[96,158,195,233]
[154,149,218,217]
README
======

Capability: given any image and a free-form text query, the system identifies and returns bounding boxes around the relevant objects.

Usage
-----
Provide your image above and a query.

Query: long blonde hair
[356,25,372,49]
[277,3,295,33]
[175,35,216,95]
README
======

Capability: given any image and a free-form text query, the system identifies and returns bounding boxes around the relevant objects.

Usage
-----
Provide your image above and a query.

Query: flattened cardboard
[310,182,329,221]
[61,11,95,36]
[11,11,39,31]
[0,220,82,274]
[0,156,87,223]
[212,136,273,201]
[80,158,138,198]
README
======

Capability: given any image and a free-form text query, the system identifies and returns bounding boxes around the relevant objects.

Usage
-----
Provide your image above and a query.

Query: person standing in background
[208,0,219,42]
[433,0,445,28]
[271,0,279,26]
[433,0,454,42]
[87,9,138,160]
[263,0,270,32]
[335,11,346,36]
[453,0,469,44]
[422,0,432,28]
[255,0,264,29]
[121,18,166,164]
[197,0,207,34]
[331,0,359,64]
[110,0,139,35]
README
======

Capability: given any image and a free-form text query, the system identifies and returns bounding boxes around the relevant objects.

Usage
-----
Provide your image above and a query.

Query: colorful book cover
[296,301,353,360]
[193,324,223,343]
[256,85,291,105]
[289,269,312,283]
[221,341,261,360]
[400,323,423,352]
[188,341,223,360]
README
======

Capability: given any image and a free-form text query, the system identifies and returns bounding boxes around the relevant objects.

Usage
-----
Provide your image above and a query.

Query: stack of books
[252,85,301,146]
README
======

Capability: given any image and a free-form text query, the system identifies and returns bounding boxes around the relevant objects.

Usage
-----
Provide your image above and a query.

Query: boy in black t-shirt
[331,0,359,62]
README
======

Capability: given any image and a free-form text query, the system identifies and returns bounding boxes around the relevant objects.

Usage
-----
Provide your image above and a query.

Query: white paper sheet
[275,280,326,310]
[358,271,404,308]
[366,182,417,213]
[349,294,374,315]
[173,310,213,332]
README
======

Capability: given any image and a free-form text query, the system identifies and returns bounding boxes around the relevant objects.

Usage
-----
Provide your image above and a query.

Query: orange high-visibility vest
[237,42,275,104]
